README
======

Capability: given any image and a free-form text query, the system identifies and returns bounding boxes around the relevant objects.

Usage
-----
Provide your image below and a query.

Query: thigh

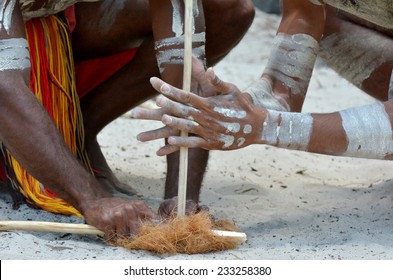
[72,0,152,58]
[319,6,393,101]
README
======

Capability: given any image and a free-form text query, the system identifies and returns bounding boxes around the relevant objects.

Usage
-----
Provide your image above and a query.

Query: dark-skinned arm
[248,0,326,112]
[0,1,153,239]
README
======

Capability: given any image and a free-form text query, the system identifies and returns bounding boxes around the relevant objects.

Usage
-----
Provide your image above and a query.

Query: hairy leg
[72,0,255,200]
[319,7,393,101]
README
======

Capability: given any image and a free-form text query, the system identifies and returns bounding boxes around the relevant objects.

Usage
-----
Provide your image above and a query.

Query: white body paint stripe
[244,78,289,111]
[155,32,206,49]
[156,45,205,73]
[261,110,313,151]
[0,38,30,71]
[170,0,200,36]
[213,106,247,119]
[340,102,393,159]
[171,0,183,37]
[157,1,205,74]
[261,110,280,145]
[278,112,313,150]
[0,0,16,35]
[265,33,318,95]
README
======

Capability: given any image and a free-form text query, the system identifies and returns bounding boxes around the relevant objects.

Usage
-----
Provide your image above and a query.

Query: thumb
[191,56,206,83]
[206,67,240,95]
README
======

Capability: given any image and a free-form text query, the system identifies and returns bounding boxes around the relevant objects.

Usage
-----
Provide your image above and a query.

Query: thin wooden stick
[0,220,247,243]
[177,0,194,217]
[0,220,103,235]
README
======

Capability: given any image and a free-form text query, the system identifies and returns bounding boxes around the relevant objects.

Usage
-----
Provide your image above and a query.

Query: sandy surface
[2,10,393,260]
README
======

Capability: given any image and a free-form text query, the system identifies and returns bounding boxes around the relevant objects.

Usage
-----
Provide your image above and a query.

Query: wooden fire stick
[0,220,247,243]
[177,0,194,217]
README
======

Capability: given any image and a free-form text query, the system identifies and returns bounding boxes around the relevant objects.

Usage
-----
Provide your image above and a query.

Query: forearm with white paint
[0,38,30,71]
[259,102,393,160]
[245,0,326,112]
[243,78,290,111]
[338,102,393,159]
[259,110,314,151]
[246,32,319,112]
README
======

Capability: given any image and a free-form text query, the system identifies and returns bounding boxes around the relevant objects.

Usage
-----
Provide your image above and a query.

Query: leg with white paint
[320,7,393,101]
[71,0,255,201]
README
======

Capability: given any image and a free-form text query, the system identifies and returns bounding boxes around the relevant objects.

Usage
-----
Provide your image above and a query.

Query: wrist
[259,110,314,151]
[64,172,111,214]
[244,78,290,111]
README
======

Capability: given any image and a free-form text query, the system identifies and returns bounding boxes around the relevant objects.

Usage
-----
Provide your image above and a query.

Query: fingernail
[130,109,139,118]
[207,67,216,80]
[156,96,166,107]
[168,137,176,144]
[160,84,170,94]
[162,115,172,124]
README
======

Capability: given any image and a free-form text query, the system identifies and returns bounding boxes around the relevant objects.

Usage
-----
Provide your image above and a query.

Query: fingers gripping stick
[177,0,194,217]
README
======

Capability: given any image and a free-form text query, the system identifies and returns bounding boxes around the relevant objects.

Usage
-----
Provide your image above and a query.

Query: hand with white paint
[135,74,316,155]
[135,75,267,155]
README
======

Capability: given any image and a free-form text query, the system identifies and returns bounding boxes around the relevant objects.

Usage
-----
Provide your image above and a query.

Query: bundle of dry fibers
[115,212,241,254]
[0,15,90,216]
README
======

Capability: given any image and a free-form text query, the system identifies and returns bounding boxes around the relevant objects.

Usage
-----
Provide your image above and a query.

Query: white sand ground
[1,10,393,260]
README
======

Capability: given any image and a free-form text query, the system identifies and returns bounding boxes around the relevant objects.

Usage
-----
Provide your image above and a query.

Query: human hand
[131,57,216,121]
[81,196,154,240]
[158,196,210,219]
[135,74,266,155]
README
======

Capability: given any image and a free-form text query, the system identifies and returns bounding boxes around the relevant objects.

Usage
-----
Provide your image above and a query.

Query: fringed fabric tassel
[1,15,91,217]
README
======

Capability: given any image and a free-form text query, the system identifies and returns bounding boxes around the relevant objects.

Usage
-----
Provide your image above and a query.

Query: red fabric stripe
[75,48,138,98]
[64,6,76,32]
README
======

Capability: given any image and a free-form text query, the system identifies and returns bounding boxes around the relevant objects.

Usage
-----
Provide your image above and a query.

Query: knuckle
[181,92,192,104]
[186,120,197,131]
[180,105,189,116]
[113,210,123,220]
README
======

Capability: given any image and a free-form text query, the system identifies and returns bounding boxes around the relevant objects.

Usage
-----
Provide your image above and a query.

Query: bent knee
[236,0,256,30]
[204,0,255,31]
[224,0,255,27]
